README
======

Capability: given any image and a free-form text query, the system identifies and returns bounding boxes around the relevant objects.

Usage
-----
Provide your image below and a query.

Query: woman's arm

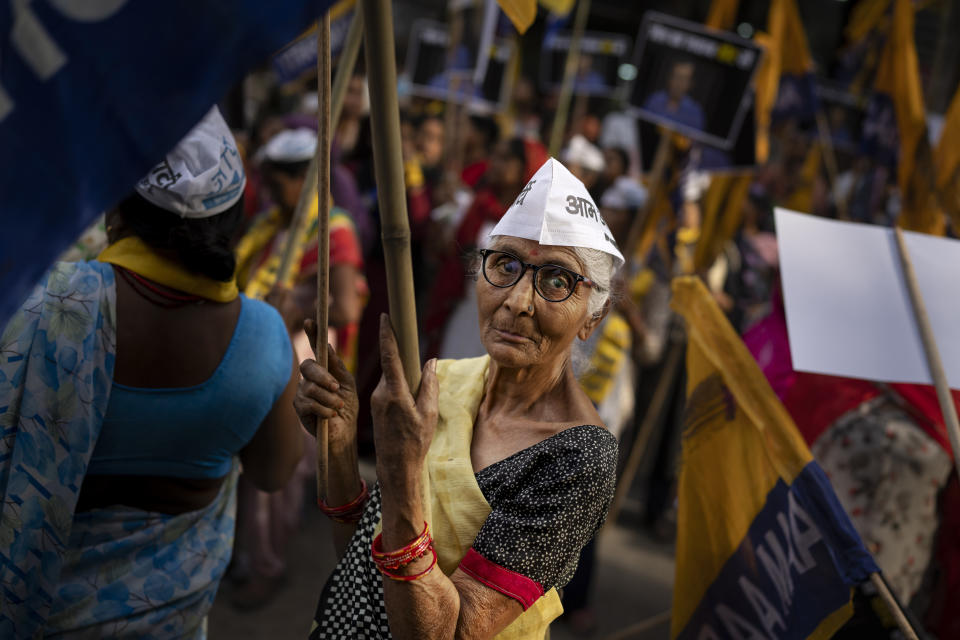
[238,359,305,492]
[294,319,363,558]
[373,315,525,639]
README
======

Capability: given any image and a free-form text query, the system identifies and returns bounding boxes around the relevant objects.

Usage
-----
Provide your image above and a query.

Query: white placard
[776,208,960,388]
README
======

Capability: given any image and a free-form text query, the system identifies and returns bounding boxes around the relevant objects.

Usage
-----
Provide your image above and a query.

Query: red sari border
[458,548,545,611]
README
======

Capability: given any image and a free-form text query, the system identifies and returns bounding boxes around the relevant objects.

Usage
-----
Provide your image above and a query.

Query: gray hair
[572,246,618,318]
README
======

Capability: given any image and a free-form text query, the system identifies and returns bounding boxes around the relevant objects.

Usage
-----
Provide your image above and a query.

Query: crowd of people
[3,11,959,638]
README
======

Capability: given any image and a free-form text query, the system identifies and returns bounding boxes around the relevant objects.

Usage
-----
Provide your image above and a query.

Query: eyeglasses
[479,249,596,303]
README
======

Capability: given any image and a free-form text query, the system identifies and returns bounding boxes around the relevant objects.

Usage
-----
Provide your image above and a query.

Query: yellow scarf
[98,236,239,302]
[379,356,564,639]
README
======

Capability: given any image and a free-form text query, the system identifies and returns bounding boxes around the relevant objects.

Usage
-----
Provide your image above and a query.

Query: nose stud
[526,304,533,313]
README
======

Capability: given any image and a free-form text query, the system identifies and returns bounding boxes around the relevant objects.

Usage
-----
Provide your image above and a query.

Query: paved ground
[208,495,675,640]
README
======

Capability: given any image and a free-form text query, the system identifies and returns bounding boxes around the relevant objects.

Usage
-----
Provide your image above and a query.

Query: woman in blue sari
[0,107,304,638]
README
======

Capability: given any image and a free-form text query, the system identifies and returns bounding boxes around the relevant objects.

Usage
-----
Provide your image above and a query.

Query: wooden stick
[893,227,960,474]
[315,11,333,499]
[275,7,364,291]
[330,5,364,135]
[869,572,920,640]
[814,110,845,219]
[602,609,672,640]
[603,339,685,533]
[548,0,591,157]
[362,0,422,392]
[623,132,674,267]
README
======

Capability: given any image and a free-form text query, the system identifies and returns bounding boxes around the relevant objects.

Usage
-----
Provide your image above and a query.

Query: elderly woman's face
[477,237,595,369]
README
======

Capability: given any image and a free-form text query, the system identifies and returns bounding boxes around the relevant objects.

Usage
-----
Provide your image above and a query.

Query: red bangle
[372,521,432,570]
[377,546,438,582]
[318,479,369,524]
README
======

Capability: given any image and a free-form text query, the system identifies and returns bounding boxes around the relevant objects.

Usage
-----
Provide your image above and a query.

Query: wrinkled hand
[371,314,438,468]
[294,318,358,452]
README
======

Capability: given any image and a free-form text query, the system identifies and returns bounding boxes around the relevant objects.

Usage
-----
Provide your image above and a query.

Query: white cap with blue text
[489,157,624,266]
[135,106,246,218]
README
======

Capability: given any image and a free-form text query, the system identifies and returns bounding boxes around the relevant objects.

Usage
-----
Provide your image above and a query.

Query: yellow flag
[873,0,943,234]
[670,277,878,640]
[538,0,575,16]
[844,0,889,44]
[753,0,814,164]
[497,0,537,34]
[935,88,960,228]
[694,174,751,272]
[705,0,739,30]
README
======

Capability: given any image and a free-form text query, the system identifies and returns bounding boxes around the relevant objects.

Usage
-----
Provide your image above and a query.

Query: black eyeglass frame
[478,249,597,303]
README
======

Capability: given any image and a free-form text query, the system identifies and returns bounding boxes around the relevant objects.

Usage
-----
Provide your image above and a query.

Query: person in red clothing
[461,115,499,189]
[423,137,548,359]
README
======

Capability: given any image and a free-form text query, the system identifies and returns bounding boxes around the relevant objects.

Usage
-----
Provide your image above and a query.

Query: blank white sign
[775,208,960,389]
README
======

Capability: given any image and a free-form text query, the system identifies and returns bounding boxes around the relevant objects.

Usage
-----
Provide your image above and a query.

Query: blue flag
[0,1,330,327]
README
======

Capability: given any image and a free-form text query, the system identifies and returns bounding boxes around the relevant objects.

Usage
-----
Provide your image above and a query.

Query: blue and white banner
[0,0,329,327]
[272,0,356,84]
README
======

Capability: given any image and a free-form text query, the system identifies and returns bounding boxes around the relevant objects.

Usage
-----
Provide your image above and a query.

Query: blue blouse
[88,295,292,478]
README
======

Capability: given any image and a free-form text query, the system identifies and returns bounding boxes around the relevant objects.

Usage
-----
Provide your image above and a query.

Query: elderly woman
[298,159,622,638]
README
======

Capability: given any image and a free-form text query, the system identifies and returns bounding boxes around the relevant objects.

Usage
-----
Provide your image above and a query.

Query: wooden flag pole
[814,110,845,218]
[315,11,333,499]
[869,573,920,640]
[548,0,591,157]
[602,338,684,534]
[330,5,364,135]
[893,227,960,474]
[275,7,364,291]
[362,0,422,392]
[622,132,674,268]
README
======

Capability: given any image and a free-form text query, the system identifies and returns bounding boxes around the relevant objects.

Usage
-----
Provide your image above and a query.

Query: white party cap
[561,134,605,173]
[262,128,317,163]
[489,158,624,266]
[135,106,246,218]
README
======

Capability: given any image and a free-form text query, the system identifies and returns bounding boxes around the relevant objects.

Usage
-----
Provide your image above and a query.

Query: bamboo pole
[362,0,422,392]
[869,573,920,640]
[622,132,674,267]
[814,110,844,218]
[274,7,364,290]
[315,12,333,499]
[603,339,684,533]
[548,0,591,157]
[893,227,960,474]
[331,4,365,134]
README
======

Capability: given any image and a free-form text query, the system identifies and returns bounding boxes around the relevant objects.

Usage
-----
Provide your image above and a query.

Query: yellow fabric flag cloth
[669,277,878,639]
[705,0,739,30]
[538,0,574,16]
[98,236,239,302]
[873,0,943,235]
[378,356,563,639]
[935,87,960,228]
[497,0,536,34]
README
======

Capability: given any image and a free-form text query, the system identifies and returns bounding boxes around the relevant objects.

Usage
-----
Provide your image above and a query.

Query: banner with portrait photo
[639,103,758,175]
[626,13,763,150]
[539,32,631,97]
[403,19,515,113]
